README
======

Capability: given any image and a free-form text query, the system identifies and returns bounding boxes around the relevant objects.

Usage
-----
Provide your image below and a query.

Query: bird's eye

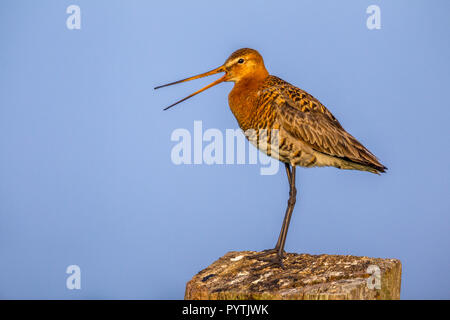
[238,58,245,64]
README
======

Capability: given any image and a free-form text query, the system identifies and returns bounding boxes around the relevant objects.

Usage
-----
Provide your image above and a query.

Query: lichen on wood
[185,251,401,300]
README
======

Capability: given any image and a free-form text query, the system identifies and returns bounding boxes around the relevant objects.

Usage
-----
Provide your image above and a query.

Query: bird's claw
[247,249,286,270]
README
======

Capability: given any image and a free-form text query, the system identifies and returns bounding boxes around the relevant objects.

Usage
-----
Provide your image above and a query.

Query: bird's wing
[263,77,385,171]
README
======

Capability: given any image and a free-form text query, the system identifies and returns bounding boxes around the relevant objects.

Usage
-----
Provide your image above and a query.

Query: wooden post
[185,251,401,300]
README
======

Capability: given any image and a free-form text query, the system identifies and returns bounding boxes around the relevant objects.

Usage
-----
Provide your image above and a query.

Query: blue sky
[0,0,449,299]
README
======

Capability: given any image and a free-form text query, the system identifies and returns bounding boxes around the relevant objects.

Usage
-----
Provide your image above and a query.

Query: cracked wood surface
[185,251,401,300]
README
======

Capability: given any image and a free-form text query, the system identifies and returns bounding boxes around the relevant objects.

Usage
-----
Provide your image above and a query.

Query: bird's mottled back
[256,76,386,173]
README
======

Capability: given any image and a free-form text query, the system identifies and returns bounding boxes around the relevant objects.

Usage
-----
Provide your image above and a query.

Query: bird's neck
[228,74,269,131]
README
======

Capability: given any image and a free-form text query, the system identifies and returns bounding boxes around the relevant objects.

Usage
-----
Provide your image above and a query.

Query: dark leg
[278,165,296,256]
[275,163,294,250]
[247,163,297,269]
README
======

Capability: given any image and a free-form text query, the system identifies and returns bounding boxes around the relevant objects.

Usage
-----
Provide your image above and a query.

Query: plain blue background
[0,0,449,299]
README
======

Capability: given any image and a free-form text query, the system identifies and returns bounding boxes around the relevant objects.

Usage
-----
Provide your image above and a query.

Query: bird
[155,48,386,269]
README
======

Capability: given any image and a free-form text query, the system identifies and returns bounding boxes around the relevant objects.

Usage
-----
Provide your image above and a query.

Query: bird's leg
[247,163,297,269]
[275,163,294,251]
[277,165,296,257]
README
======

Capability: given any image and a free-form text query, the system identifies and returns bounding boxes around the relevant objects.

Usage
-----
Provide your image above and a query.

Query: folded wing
[264,77,386,173]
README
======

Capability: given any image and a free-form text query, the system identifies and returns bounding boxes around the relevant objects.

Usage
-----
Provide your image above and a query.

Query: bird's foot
[246,249,286,270]
[256,254,286,270]
[246,248,280,260]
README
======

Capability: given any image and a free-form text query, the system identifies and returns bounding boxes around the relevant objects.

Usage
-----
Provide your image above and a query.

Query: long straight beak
[154,66,226,111]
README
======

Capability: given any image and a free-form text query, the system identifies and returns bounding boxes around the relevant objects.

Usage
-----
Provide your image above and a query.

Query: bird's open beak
[154,66,226,110]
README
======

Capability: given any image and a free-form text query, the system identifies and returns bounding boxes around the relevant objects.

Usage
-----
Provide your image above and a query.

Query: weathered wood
[185,251,401,300]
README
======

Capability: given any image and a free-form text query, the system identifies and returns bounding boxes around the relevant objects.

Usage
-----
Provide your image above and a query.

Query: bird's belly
[244,128,318,167]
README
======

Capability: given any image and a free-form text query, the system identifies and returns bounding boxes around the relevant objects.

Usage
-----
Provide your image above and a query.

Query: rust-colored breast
[228,77,278,132]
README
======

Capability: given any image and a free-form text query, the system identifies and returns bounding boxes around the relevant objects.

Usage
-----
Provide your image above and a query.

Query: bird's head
[222,48,268,82]
[155,48,268,110]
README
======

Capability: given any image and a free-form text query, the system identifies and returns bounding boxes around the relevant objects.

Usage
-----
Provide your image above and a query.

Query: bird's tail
[339,158,387,174]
